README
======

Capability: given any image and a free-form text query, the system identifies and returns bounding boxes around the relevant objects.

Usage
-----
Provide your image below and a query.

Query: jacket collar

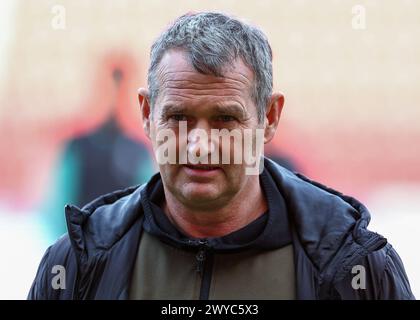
[64,184,145,261]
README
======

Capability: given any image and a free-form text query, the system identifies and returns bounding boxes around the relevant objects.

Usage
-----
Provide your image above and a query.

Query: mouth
[184,164,220,171]
[182,164,222,177]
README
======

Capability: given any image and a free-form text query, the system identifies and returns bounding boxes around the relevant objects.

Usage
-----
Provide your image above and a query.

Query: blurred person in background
[38,67,154,243]
[28,12,414,300]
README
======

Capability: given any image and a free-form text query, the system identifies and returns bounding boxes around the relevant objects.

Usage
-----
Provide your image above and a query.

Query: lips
[182,164,223,178]
[184,164,220,170]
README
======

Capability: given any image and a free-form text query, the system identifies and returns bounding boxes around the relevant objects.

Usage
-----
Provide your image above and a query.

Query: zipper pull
[195,239,208,276]
[196,248,206,276]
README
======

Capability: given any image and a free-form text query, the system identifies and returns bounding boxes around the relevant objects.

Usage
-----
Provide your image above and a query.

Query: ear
[138,87,152,140]
[264,92,284,144]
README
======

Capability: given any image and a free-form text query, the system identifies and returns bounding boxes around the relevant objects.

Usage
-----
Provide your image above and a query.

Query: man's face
[143,50,267,210]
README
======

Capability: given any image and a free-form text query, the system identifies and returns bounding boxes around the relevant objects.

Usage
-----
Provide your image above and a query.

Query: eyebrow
[160,105,186,116]
[212,105,248,117]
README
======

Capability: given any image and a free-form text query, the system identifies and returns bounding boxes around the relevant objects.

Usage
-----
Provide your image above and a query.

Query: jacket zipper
[72,270,80,299]
[193,240,213,300]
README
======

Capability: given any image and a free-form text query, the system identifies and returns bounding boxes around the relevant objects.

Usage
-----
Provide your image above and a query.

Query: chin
[182,184,221,203]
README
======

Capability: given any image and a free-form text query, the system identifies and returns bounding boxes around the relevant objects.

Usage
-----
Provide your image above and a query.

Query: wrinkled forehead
[154,49,255,104]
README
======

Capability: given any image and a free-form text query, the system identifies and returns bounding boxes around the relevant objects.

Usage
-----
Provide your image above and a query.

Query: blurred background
[0,0,419,299]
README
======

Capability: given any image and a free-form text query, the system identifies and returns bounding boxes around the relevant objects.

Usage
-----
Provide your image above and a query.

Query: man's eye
[217,115,237,122]
[169,114,188,121]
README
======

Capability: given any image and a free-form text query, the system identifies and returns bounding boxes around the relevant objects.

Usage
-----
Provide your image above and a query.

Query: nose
[187,133,216,159]
[187,121,216,162]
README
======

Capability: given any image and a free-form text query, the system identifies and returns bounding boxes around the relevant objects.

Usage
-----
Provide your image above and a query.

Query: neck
[161,176,267,239]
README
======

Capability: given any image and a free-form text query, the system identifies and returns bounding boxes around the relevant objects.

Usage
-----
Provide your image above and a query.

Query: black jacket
[28,158,415,299]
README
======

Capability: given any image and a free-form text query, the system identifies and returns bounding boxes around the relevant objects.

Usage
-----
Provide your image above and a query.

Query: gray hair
[147,12,273,123]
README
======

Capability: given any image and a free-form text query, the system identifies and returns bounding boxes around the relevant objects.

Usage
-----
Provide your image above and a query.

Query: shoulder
[333,243,415,300]
[369,244,415,299]
[27,234,77,300]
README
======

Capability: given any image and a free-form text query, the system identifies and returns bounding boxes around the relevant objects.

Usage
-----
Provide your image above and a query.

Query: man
[29,12,414,300]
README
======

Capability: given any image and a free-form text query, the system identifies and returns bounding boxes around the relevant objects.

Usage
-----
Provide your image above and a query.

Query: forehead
[154,49,255,109]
